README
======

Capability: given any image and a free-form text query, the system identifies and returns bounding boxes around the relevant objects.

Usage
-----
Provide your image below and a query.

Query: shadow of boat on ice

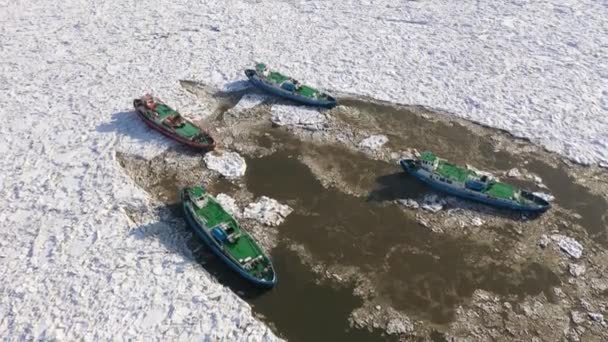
[129,204,269,300]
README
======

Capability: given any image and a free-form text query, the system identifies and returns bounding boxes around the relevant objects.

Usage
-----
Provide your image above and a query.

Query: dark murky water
[124,95,607,341]
[245,150,560,325]
[339,99,608,242]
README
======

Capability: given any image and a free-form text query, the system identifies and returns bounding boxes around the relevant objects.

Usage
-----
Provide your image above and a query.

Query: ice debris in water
[506,168,522,178]
[243,196,293,226]
[386,318,414,335]
[551,234,583,259]
[421,194,445,212]
[569,263,586,277]
[203,151,247,179]
[358,135,388,151]
[397,198,420,209]
[538,234,550,248]
[271,105,327,130]
[215,194,241,218]
[471,217,484,226]
[589,313,604,323]
[571,311,586,325]
[532,192,554,202]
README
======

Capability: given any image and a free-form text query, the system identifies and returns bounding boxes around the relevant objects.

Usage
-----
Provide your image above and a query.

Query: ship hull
[182,197,276,288]
[400,160,549,213]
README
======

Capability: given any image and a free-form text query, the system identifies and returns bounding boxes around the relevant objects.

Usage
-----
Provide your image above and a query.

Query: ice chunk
[421,194,445,213]
[551,234,583,259]
[538,234,550,248]
[569,263,586,277]
[243,197,293,226]
[271,105,327,130]
[203,151,247,179]
[571,311,586,324]
[215,194,241,218]
[358,135,388,151]
[588,312,604,323]
[532,192,555,202]
[471,217,484,226]
[507,168,522,178]
[397,198,420,209]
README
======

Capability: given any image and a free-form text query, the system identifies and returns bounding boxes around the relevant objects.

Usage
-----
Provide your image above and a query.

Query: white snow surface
[243,197,293,227]
[1,0,606,339]
[203,151,247,179]
[271,105,327,130]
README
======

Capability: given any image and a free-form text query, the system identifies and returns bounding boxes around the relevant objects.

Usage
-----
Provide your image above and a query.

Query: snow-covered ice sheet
[0,0,606,339]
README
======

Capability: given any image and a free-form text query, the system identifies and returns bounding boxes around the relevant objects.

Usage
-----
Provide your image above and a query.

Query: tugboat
[400,151,551,212]
[181,186,277,287]
[133,94,216,150]
[245,63,337,108]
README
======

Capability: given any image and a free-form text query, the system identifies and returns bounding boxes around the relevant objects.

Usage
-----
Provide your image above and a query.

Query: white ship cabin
[420,157,439,172]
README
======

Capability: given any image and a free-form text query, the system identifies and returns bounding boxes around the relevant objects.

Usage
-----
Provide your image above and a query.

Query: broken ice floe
[271,105,327,130]
[215,193,241,218]
[569,263,586,277]
[538,234,550,248]
[243,196,293,226]
[571,311,586,324]
[551,234,583,259]
[421,194,445,213]
[471,217,484,226]
[397,198,420,209]
[532,192,555,202]
[589,312,605,323]
[203,151,247,179]
[358,135,388,151]
[506,168,522,178]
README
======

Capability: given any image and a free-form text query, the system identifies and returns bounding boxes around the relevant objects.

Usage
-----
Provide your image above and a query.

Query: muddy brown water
[339,98,608,243]
[123,94,607,341]
[245,150,560,326]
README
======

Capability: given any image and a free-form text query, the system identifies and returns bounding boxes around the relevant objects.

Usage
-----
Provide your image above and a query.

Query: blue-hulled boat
[182,186,277,287]
[400,152,551,213]
[245,63,337,108]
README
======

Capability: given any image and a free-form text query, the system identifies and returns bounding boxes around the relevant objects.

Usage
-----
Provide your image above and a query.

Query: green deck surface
[186,187,272,279]
[295,85,318,97]
[420,151,437,163]
[255,63,326,100]
[485,182,516,199]
[153,104,204,140]
[267,71,289,84]
[436,161,476,183]
[421,151,522,201]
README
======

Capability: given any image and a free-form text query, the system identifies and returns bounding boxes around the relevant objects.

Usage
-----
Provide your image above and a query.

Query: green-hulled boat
[181,186,276,287]
[133,94,216,150]
[400,152,551,212]
[245,63,337,108]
